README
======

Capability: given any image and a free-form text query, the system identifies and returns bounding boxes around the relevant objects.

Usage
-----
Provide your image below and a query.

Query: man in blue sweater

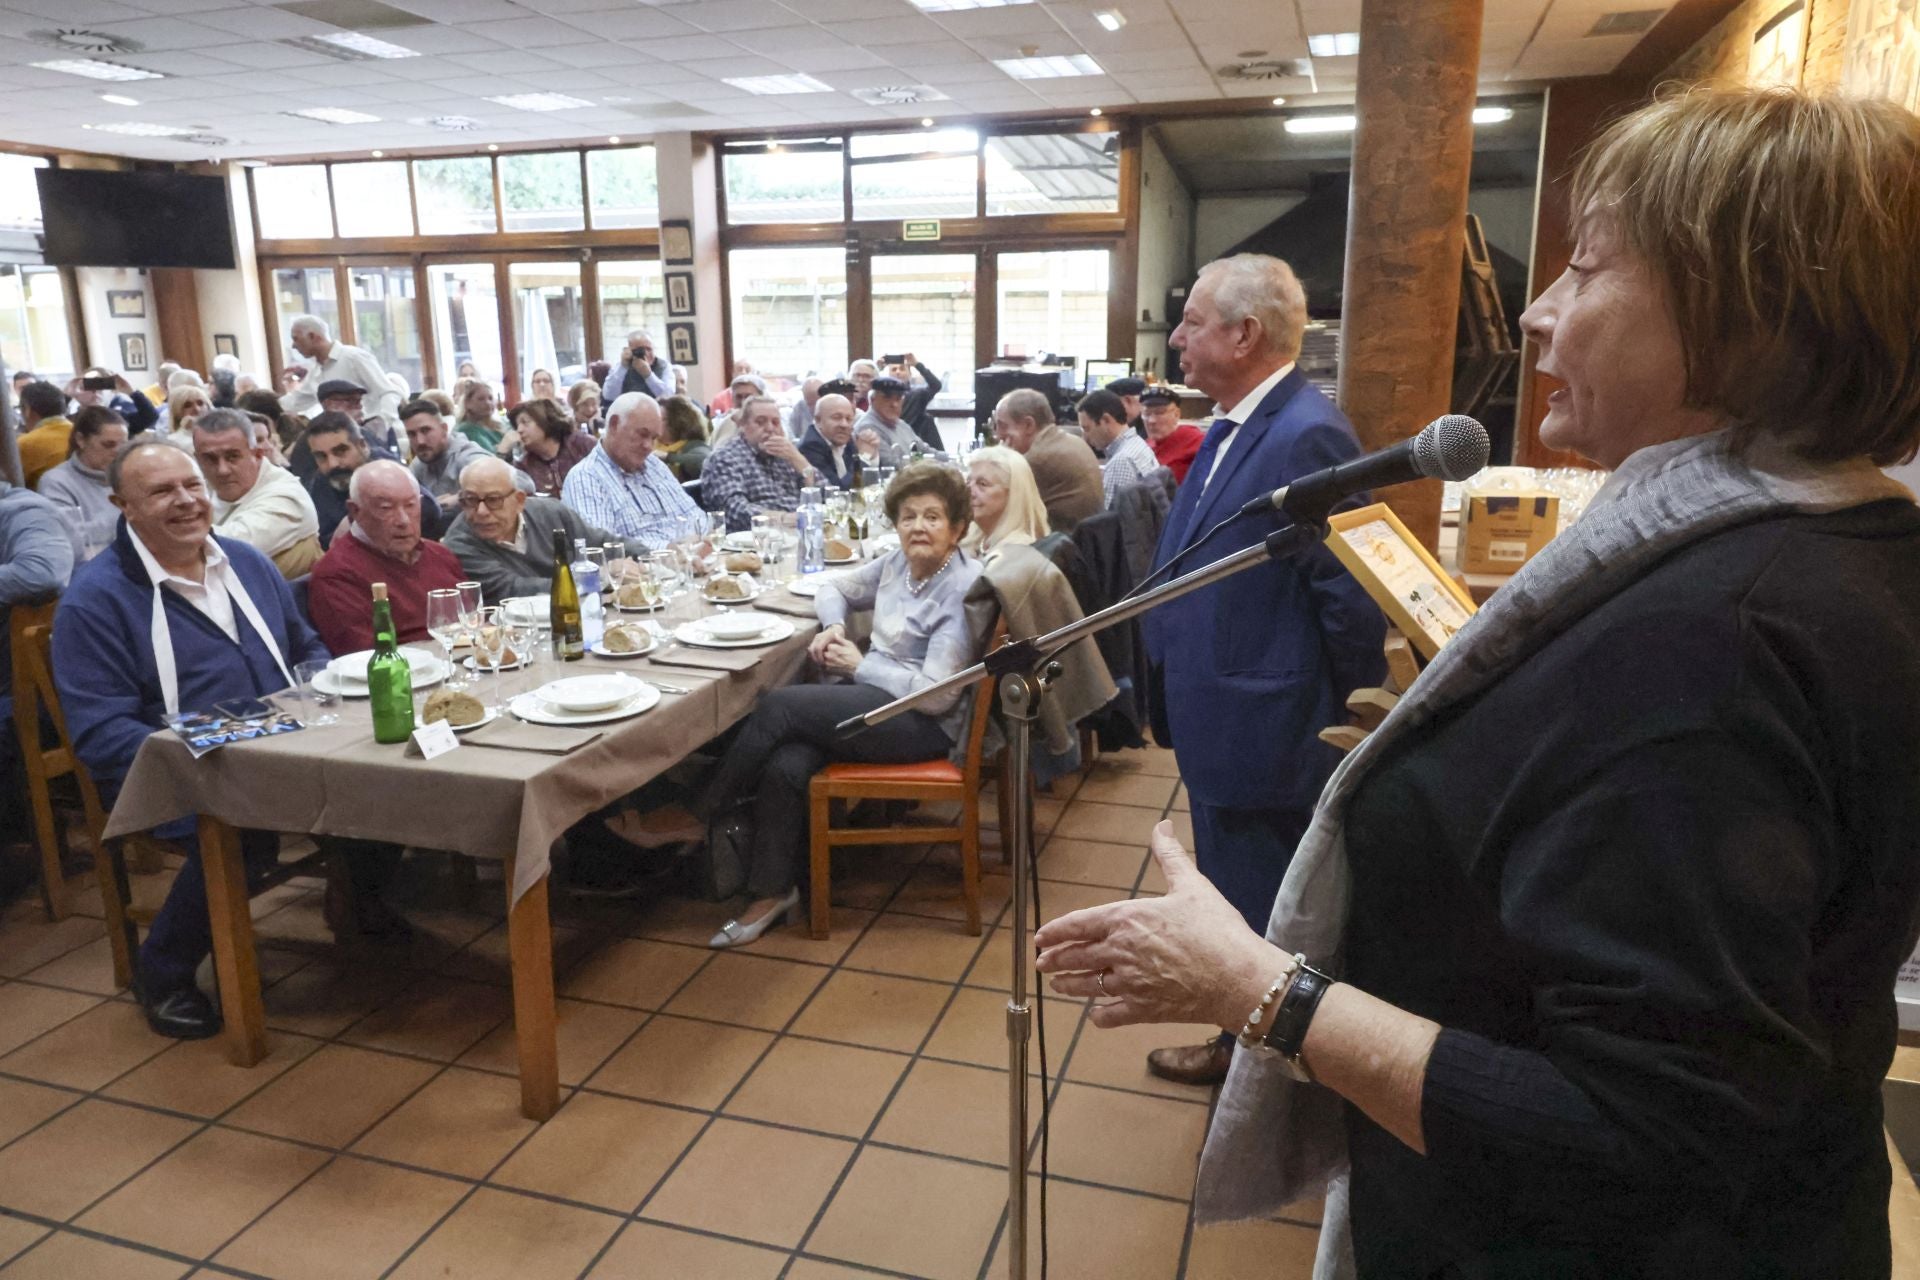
[0,479,74,897]
[53,440,405,1039]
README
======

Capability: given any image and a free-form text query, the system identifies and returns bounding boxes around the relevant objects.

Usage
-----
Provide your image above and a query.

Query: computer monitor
[1083,359,1133,390]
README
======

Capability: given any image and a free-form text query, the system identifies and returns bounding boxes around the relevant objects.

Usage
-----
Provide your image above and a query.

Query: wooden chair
[11,601,75,919]
[806,623,1006,939]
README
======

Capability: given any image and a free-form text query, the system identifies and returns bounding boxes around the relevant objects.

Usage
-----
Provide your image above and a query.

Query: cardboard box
[1460,490,1560,574]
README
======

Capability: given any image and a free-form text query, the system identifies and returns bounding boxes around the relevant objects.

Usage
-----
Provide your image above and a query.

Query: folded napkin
[752,592,821,618]
[463,718,604,755]
[647,644,764,672]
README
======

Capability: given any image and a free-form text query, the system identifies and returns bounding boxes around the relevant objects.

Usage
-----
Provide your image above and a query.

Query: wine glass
[426,589,466,689]
[472,606,508,707]
[456,580,484,635]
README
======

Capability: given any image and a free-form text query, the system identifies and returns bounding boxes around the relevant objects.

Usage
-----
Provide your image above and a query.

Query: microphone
[1239,413,1490,522]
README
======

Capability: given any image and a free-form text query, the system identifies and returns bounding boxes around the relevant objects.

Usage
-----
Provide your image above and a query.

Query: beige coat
[963,542,1116,756]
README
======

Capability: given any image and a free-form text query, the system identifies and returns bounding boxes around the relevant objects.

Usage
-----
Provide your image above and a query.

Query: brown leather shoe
[1145,1038,1233,1086]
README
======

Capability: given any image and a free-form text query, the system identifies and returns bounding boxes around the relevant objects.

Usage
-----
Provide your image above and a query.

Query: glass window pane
[851,154,977,221]
[427,262,502,389]
[414,157,496,235]
[850,128,977,159]
[597,259,664,369]
[588,146,658,229]
[871,253,975,406]
[986,131,1120,216]
[253,165,333,239]
[727,247,847,385]
[332,162,413,237]
[0,155,48,231]
[509,261,585,396]
[347,265,422,393]
[500,152,584,233]
[723,141,845,225]
[0,265,77,384]
[996,249,1110,363]
[272,267,340,365]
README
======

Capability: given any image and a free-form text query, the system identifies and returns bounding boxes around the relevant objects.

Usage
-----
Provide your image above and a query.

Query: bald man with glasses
[441,457,646,606]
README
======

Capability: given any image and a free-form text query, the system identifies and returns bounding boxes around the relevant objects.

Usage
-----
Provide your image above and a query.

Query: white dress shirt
[280,341,404,423]
[1202,361,1295,491]
[128,529,238,643]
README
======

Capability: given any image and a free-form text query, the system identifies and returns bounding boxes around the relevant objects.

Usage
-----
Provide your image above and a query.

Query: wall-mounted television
[36,169,235,270]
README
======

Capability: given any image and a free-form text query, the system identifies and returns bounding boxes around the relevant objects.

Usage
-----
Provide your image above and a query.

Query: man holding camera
[600,329,679,407]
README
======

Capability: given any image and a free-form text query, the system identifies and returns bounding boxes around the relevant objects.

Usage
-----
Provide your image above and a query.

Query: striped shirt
[558,443,700,548]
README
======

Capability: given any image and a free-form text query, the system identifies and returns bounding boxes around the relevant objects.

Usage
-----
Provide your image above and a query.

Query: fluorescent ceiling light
[1472,105,1514,124]
[1283,114,1356,134]
[723,72,833,94]
[286,106,382,124]
[908,0,1032,10]
[994,53,1102,79]
[485,91,594,111]
[1307,32,1359,56]
[99,92,140,106]
[32,58,162,81]
[289,31,420,59]
[1094,9,1125,31]
[84,121,193,136]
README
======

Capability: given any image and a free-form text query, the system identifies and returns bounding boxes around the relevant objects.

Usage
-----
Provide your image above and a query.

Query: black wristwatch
[1260,957,1335,1081]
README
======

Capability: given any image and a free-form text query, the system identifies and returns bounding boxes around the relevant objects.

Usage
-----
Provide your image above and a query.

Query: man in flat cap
[1141,385,1204,484]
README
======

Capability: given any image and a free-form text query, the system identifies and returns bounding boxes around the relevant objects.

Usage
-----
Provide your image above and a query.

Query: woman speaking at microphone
[1037,87,1920,1277]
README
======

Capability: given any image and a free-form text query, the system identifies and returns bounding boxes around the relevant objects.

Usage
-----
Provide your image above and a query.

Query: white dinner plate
[671,615,796,649]
[509,684,659,726]
[462,654,528,673]
[786,576,824,597]
[500,595,551,628]
[428,706,498,734]
[313,654,447,699]
[823,553,859,565]
[534,672,646,712]
[703,583,760,605]
[588,629,656,659]
[327,646,439,684]
[610,594,669,613]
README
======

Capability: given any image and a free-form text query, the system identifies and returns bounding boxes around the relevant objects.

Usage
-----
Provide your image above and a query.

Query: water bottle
[571,537,604,647]
[797,486,826,575]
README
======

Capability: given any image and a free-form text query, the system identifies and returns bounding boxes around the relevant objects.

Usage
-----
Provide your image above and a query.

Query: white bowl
[535,674,640,713]
[501,595,551,625]
[721,532,758,550]
[702,611,776,641]
[328,647,437,684]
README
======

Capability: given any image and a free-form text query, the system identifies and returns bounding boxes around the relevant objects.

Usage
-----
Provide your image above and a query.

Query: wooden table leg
[506,858,559,1122]
[198,816,266,1067]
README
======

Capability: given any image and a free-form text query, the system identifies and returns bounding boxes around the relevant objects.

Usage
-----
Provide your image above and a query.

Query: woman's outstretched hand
[1035,820,1278,1030]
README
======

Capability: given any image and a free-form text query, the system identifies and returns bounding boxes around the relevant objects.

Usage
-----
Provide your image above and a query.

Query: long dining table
[102,585,825,1120]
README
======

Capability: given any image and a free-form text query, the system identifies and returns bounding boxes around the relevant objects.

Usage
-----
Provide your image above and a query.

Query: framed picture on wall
[1750,0,1808,87]
[119,332,149,372]
[213,333,239,359]
[664,272,694,318]
[1325,503,1476,660]
[107,290,145,320]
[661,219,694,266]
[666,322,698,367]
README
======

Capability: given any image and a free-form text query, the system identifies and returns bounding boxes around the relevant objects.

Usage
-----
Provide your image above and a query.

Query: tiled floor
[0,747,1322,1279]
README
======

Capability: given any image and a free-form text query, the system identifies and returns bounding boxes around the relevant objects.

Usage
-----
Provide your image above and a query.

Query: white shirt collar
[1218,362,1296,427]
[127,524,223,590]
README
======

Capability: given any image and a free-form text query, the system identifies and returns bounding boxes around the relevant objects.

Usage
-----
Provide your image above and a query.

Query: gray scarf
[1191,429,1915,1278]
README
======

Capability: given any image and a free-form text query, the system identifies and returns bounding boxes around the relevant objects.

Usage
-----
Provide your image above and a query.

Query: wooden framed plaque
[1326,503,1477,660]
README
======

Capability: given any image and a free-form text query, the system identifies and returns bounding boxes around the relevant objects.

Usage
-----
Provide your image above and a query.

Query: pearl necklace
[905,550,956,597]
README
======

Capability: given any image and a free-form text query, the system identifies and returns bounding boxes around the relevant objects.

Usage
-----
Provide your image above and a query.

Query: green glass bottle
[550,529,584,662]
[367,582,416,744]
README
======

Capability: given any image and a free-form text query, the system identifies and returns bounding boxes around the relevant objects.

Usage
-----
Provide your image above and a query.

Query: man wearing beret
[1140,386,1204,484]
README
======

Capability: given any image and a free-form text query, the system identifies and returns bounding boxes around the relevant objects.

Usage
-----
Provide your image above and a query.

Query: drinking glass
[650,549,684,601]
[291,659,339,726]
[472,606,508,706]
[456,581,484,634]
[751,513,779,568]
[426,589,466,688]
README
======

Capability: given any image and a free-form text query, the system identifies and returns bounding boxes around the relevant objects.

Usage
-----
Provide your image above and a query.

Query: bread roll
[422,688,486,727]
[724,550,763,574]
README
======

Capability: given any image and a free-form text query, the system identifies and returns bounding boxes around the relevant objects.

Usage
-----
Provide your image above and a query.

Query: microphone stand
[836,516,1326,1280]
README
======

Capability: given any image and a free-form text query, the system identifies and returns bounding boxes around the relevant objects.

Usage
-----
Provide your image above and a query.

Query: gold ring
[1096,970,1109,996]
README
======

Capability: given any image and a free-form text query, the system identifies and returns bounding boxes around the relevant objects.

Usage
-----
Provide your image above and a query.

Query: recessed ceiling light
[1271,95,1287,106]
[285,31,419,60]
[1283,114,1356,134]
[1472,105,1514,124]
[98,91,139,106]
[921,116,934,127]
[485,91,594,112]
[84,121,194,136]
[286,106,381,124]
[370,149,384,157]
[1093,9,1125,30]
[32,57,162,81]
[487,143,499,151]
[1089,106,1102,116]
[908,0,1033,10]
[994,53,1103,79]
[724,72,832,95]
[1307,32,1359,57]
[607,135,620,143]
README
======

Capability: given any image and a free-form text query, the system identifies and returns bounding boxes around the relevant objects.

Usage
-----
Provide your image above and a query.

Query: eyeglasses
[457,490,518,512]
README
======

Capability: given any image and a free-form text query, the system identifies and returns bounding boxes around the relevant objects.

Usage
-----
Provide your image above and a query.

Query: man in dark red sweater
[308,459,464,654]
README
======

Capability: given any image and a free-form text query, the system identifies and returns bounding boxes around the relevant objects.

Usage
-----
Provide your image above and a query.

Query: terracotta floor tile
[841,911,990,984]
[1072,770,1180,811]
[492,1092,704,1213]
[1172,782,1190,812]
[0,1213,47,1267]
[1052,801,1163,847]
[723,1038,907,1138]
[1186,1216,1321,1279]
[644,1117,854,1248]
[215,1155,466,1280]
[586,1015,772,1110]
[739,907,875,966]
[557,938,709,1011]
[350,1067,538,1180]
[807,1146,1005,1280]
[437,919,588,987]
[784,1261,880,1280]
[1169,809,1195,846]
[1140,853,1169,895]
[0,998,167,1092]
[21,936,121,996]
[962,927,1055,997]
[262,960,417,1039]
[986,1177,1191,1279]
[1036,837,1149,890]
[338,977,512,1062]
[103,1033,321,1119]
[390,1186,620,1280]
[77,1126,328,1259]
[586,1221,786,1280]
[1032,878,1134,917]
[924,986,1084,1070]
[871,1058,1044,1166]
[0,1076,79,1149]
[0,1098,198,1221]
[1063,1017,1234,1101]
[629,895,736,948]
[787,970,951,1054]
[891,863,1011,925]
[0,913,105,979]
[0,1231,190,1279]
[0,982,100,1057]
[663,952,826,1032]
[1043,1082,1209,1199]
[1095,747,1182,779]
[456,997,644,1086]
[225,1044,439,1149]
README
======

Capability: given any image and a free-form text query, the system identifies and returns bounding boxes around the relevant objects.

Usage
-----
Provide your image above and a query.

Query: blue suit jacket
[1142,369,1386,811]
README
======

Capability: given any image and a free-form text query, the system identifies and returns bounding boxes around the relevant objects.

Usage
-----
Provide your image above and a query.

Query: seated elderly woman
[510,396,595,497]
[453,381,509,456]
[527,368,557,401]
[641,463,983,947]
[567,380,603,436]
[960,445,1050,562]
[1035,88,1920,1277]
[164,382,212,450]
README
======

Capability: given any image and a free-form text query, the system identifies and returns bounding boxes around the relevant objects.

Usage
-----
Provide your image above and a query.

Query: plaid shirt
[558,443,700,548]
[700,434,806,531]
[1099,429,1160,508]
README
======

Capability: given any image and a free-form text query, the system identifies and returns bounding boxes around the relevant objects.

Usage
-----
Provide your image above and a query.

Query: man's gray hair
[606,391,660,427]
[731,372,767,394]
[1198,253,1309,361]
[191,407,253,444]
[349,458,414,503]
[458,455,516,490]
[107,437,194,495]
[848,359,878,376]
[289,314,331,340]
[739,394,779,419]
[997,387,1054,430]
[625,328,653,346]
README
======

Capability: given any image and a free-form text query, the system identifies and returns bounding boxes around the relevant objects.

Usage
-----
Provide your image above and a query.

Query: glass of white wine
[426,588,466,688]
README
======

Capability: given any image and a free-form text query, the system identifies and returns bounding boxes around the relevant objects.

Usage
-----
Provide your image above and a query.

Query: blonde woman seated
[962,445,1051,563]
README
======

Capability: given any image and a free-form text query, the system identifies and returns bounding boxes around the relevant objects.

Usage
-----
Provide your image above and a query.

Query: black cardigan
[1338,500,1920,1279]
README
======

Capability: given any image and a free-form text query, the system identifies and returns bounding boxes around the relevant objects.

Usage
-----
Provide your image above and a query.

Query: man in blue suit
[1138,254,1387,1084]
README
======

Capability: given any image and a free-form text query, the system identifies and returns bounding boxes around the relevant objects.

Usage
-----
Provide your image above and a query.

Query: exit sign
[902,220,942,242]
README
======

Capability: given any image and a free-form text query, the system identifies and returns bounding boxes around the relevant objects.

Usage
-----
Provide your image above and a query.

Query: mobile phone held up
[83,375,117,391]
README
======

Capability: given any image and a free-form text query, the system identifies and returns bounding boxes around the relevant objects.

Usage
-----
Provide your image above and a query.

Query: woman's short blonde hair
[167,383,211,424]
[962,446,1051,555]
[1572,86,1920,465]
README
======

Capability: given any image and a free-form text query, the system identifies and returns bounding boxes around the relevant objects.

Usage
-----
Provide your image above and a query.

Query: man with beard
[302,412,442,550]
